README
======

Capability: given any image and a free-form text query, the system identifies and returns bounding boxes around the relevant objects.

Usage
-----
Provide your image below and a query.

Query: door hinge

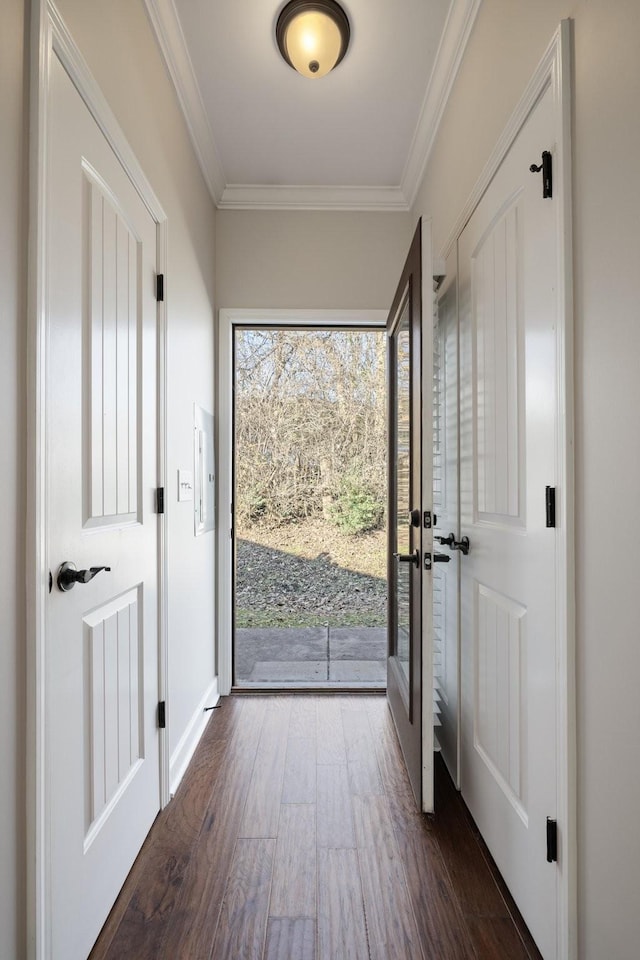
[529,150,553,198]
[156,273,164,302]
[546,817,558,863]
[156,486,165,514]
[545,486,556,528]
[158,701,166,729]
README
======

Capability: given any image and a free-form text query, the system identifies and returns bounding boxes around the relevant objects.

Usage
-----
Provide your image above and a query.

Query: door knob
[451,536,470,556]
[435,533,455,546]
[393,550,420,568]
[57,561,111,592]
[435,533,470,555]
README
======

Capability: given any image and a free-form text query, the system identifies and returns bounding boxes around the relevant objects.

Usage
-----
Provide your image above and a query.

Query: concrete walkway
[235,625,386,687]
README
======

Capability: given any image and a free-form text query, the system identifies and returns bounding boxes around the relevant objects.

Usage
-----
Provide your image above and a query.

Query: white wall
[54,0,218,774]
[216,209,411,309]
[1,0,216,949]
[4,1,636,956]
[411,1,640,955]
[0,1,27,956]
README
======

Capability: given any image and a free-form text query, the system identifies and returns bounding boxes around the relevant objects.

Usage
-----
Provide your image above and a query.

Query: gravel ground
[236,520,387,628]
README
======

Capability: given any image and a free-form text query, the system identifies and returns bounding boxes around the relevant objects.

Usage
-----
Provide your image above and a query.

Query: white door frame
[441,22,576,960]
[26,4,169,957]
[217,308,388,695]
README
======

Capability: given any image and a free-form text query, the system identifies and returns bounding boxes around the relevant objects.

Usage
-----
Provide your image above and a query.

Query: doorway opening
[233,326,388,689]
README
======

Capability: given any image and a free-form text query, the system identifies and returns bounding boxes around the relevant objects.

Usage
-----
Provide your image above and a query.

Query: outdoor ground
[235,518,387,629]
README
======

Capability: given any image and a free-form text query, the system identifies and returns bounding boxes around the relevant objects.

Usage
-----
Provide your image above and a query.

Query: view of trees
[235,328,387,534]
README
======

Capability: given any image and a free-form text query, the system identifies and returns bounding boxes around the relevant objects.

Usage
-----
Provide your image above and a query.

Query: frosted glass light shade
[276,0,350,79]
[285,11,341,78]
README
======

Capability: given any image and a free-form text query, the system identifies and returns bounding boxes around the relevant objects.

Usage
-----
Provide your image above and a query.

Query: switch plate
[194,404,215,535]
[178,469,193,502]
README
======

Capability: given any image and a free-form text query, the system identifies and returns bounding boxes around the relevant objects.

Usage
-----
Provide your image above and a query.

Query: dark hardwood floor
[90,695,543,960]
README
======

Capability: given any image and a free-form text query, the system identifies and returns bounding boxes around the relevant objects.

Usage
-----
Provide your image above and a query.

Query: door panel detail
[473,582,527,822]
[472,196,524,526]
[85,170,140,527]
[84,587,143,834]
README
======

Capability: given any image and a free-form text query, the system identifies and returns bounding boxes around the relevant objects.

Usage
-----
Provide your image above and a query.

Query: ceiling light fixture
[276,0,351,79]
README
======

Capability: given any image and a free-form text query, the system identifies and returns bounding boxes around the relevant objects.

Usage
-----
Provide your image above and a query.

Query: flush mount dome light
[276,0,351,79]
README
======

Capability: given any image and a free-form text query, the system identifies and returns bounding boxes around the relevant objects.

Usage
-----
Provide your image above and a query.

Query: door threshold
[231,685,386,696]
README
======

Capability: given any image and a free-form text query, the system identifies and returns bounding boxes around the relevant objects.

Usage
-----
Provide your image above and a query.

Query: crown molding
[401,0,483,209]
[218,183,410,212]
[143,0,226,202]
[144,0,481,212]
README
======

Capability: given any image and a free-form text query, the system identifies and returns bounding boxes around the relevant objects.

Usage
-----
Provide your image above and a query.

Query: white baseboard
[169,677,219,796]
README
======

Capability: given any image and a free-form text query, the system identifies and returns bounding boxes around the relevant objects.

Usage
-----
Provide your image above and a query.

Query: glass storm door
[387,220,432,809]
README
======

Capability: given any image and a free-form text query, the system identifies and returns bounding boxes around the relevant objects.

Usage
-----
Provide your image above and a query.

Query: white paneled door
[458,84,559,959]
[47,57,161,959]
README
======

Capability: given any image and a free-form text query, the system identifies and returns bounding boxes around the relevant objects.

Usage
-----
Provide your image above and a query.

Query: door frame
[26,4,169,957]
[217,308,387,695]
[441,22,575,960]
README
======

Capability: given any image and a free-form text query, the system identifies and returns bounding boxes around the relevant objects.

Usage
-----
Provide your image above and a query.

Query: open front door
[387,220,434,811]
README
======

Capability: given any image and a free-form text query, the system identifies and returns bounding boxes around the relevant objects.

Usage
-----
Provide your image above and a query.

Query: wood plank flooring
[90,695,543,960]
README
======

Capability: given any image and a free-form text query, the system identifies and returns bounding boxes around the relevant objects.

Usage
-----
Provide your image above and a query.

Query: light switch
[178,469,193,502]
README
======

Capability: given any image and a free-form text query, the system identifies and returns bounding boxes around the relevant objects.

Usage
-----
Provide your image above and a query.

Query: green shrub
[329,475,384,535]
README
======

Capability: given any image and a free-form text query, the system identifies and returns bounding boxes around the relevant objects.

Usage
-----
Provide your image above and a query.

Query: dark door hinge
[158,701,166,729]
[546,817,558,863]
[156,486,165,514]
[529,150,553,198]
[545,486,556,528]
[156,273,164,302]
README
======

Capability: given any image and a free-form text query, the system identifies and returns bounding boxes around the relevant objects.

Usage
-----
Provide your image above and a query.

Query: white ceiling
[144,0,482,210]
